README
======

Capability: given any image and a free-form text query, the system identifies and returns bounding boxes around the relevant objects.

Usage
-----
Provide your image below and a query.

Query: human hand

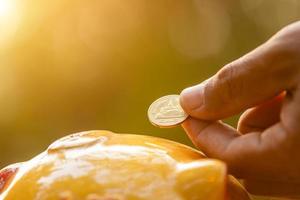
[180,21,300,198]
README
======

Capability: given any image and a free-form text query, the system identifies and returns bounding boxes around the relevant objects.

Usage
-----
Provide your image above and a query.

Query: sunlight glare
[0,0,19,48]
[0,0,13,17]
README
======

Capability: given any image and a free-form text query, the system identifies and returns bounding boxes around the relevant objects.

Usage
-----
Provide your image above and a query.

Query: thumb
[180,36,298,120]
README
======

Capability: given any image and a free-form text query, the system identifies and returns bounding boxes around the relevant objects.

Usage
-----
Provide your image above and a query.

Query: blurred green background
[0,0,299,198]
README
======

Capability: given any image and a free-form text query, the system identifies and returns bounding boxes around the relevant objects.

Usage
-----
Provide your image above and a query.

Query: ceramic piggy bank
[0,131,250,200]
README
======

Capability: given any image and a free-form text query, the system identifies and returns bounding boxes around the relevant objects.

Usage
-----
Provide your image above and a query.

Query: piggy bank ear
[175,159,227,200]
[0,163,21,194]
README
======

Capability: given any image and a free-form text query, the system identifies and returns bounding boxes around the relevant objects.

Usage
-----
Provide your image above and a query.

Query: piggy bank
[0,130,250,200]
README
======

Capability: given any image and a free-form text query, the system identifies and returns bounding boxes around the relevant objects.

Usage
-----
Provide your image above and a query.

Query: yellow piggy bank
[0,131,249,200]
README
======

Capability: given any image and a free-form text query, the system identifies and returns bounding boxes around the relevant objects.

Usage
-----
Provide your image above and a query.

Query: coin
[148,95,188,128]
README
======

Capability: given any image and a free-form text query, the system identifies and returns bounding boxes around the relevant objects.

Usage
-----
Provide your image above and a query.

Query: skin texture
[180,21,300,198]
[0,130,249,200]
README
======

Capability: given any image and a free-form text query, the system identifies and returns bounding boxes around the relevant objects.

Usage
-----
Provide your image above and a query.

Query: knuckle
[268,42,300,85]
[214,63,241,106]
[197,78,228,119]
[199,63,245,119]
[269,24,300,83]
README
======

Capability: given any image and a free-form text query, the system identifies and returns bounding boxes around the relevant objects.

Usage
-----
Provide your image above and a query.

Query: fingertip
[182,117,209,131]
[181,117,210,140]
[180,84,205,116]
[180,80,225,121]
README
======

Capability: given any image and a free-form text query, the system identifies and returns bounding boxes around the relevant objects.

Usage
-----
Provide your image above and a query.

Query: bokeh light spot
[168,0,231,59]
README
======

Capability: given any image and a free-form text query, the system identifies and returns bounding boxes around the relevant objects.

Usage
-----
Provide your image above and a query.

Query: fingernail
[180,83,204,112]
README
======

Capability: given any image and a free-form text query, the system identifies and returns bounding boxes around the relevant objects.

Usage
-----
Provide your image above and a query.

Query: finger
[281,86,300,133]
[182,118,240,159]
[237,93,284,134]
[180,36,299,120]
[182,118,292,179]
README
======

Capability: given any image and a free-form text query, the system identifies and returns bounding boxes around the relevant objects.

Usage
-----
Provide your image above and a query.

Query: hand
[180,21,300,198]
